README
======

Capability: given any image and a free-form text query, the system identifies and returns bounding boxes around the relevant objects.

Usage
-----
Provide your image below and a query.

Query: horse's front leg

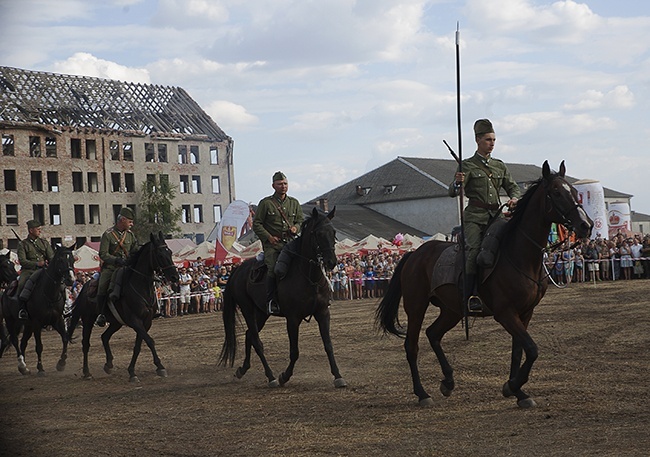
[133,324,167,379]
[32,328,46,376]
[128,333,144,382]
[15,323,31,375]
[54,317,68,372]
[499,314,538,408]
[101,323,121,375]
[81,319,94,379]
[314,306,346,388]
[278,318,300,386]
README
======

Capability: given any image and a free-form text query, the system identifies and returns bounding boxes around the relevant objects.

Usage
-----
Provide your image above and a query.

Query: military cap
[27,219,42,229]
[119,207,135,220]
[474,118,495,136]
[272,171,287,182]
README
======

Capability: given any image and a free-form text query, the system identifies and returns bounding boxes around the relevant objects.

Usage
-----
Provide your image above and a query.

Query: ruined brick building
[0,66,234,249]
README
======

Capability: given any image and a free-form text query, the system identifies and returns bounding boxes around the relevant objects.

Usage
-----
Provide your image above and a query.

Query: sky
[2,0,650,214]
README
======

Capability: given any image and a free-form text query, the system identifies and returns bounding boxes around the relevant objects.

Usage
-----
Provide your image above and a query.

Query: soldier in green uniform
[253,171,304,315]
[95,207,138,327]
[448,119,521,311]
[17,219,55,319]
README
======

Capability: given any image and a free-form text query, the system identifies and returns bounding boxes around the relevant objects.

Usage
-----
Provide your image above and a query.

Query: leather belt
[468,199,500,211]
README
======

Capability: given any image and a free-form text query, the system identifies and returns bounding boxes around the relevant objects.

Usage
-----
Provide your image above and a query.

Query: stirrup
[267,299,281,316]
[95,314,107,327]
[18,309,28,320]
[468,295,483,312]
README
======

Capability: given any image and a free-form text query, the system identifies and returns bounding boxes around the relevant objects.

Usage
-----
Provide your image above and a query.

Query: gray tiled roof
[312,156,631,205]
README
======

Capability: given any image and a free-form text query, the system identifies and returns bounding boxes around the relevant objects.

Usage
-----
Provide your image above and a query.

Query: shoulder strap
[271,198,294,229]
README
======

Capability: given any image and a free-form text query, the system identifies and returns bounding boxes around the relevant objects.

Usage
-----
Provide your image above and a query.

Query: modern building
[309,156,642,239]
[0,66,234,250]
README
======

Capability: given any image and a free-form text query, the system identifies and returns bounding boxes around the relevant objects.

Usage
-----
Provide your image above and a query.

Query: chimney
[356,185,364,196]
[318,198,329,212]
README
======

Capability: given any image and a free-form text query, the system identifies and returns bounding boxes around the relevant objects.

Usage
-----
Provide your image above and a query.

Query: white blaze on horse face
[561,183,572,193]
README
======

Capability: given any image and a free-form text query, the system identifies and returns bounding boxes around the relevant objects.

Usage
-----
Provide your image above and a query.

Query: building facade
[0,66,234,250]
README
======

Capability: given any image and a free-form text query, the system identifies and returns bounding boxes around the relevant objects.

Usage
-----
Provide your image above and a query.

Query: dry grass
[1,280,649,456]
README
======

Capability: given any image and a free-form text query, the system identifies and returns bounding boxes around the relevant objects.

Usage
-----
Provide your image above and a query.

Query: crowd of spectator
[545,232,650,284]
[328,252,403,300]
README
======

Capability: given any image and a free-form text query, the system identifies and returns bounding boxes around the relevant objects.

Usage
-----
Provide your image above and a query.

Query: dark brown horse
[219,207,347,389]
[1,244,76,375]
[0,252,19,356]
[68,232,179,382]
[376,161,593,407]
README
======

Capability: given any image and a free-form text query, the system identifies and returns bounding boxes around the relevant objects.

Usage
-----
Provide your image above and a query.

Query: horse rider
[253,171,304,315]
[95,207,138,327]
[448,119,521,312]
[17,219,55,320]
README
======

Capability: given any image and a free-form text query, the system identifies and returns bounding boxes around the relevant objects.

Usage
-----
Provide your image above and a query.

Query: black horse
[0,252,19,356]
[1,244,76,375]
[376,161,593,407]
[68,232,179,382]
[219,207,347,388]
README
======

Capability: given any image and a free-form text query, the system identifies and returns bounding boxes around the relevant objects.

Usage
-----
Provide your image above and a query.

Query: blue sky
[2,0,650,214]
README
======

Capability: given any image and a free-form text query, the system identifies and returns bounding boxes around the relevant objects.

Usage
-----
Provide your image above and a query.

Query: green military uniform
[97,225,138,297]
[253,193,303,277]
[449,152,521,274]
[17,228,54,292]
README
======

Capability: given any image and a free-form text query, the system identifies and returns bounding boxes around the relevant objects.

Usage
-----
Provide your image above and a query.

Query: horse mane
[502,174,551,238]
[126,240,149,266]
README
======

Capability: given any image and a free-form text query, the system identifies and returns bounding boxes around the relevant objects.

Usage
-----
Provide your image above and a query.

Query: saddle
[86,278,99,301]
[249,260,267,284]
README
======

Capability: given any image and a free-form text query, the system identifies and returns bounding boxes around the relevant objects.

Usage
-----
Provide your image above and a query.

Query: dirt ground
[1,279,649,457]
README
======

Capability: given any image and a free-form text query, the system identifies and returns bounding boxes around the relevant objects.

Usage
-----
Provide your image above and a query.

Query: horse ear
[558,160,566,177]
[327,206,336,220]
[150,232,156,243]
[542,160,551,179]
[312,207,319,218]
[158,231,164,241]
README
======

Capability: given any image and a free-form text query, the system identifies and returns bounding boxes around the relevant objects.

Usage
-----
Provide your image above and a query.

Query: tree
[134,174,182,241]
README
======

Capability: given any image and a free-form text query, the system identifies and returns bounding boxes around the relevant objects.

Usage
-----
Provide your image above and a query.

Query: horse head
[148,231,179,287]
[542,160,593,239]
[305,206,337,271]
[50,243,77,287]
[0,253,18,285]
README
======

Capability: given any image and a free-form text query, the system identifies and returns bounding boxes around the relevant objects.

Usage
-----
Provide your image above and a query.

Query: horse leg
[498,313,538,408]
[278,319,300,387]
[12,322,30,375]
[128,334,144,382]
[132,323,167,379]
[32,328,46,376]
[101,323,121,375]
[314,306,346,388]
[425,307,462,398]
[82,318,94,379]
[403,293,432,406]
[234,329,253,379]
[54,317,68,372]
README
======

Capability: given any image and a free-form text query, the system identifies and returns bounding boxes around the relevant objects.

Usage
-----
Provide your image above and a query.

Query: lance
[11,228,22,242]
[444,23,470,340]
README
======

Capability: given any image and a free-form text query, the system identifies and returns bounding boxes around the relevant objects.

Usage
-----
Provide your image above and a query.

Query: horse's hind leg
[425,307,461,398]
[134,327,167,379]
[31,329,46,376]
[82,320,94,379]
[403,293,432,406]
[13,322,30,375]
[244,328,278,387]
[235,330,253,379]
[314,307,346,388]
[128,334,144,382]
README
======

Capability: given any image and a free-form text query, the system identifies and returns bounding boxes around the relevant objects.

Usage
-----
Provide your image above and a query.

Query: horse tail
[218,279,238,367]
[375,251,413,338]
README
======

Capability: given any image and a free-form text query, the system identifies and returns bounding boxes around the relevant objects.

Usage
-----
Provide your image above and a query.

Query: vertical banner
[214,200,253,265]
[608,201,631,238]
[574,180,608,239]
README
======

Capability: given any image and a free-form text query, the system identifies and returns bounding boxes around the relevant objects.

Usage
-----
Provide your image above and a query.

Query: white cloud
[52,53,150,83]
[564,85,635,111]
[204,100,258,131]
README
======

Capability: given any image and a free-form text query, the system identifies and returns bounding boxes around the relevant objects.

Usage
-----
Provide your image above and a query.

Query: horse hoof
[234,368,245,379]
[37,371,46,377]
[56,361,66,372]
[130,376,140,383]
[268,379,280,388]
[18,366,30,376]
[333,377,348,388]
[278,374,288,387]
[418,397,435,407]
[156,368,168,378]
[440,382,453,397]
[103,364,112,375]
[83,373,94,380]
[502,381,515,398]
[518,398,537,408]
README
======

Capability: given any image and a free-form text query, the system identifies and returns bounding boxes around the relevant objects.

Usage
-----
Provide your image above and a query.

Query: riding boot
[95,294,108,327]
[18,299,28,320]
[266,276,281,316]
[464,273,482,312]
